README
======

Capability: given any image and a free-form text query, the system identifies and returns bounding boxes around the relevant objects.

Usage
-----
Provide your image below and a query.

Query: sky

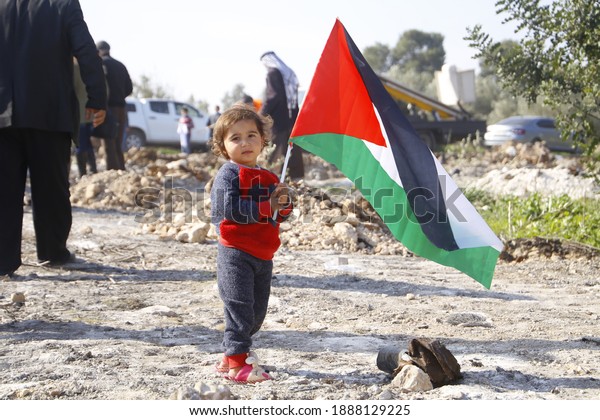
[78,0,521,108]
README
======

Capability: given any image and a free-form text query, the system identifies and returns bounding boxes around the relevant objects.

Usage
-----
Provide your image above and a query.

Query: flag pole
[273,141,293,220]
[279,141,293,182]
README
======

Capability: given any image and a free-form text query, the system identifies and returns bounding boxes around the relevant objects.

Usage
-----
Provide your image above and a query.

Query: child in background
[177,107,194,155]
[210,104,292,383]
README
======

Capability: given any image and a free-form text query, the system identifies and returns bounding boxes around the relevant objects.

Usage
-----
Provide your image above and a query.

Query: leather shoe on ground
[45,252,83,267]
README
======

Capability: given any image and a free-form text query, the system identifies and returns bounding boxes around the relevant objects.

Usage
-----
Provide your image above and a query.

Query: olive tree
[471,40,553,122]
[391,30,445,74]
[363,30,445,94]
[466,0,600,173]
[132,75,172,99]
[363,42,392,73]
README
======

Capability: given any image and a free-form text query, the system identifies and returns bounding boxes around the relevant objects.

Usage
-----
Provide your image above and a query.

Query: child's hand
[270,183,292,212]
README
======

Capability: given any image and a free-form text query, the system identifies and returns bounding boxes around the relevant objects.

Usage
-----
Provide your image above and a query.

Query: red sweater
[210,162,292,260]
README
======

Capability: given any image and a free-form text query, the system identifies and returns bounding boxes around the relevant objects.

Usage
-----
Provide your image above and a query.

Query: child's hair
[211,103,272,159]
[181,107,188,113]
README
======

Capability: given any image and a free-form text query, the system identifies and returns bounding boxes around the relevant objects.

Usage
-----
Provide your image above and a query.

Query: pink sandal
[214,359,229,374]
[226,353,272,384]
[215,351,259,375]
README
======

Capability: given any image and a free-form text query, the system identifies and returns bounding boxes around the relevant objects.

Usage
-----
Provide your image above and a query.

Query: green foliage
[132,76,211,112]
[363,42,391,73]
[464,190,600,248]
[362,29,444,93]
[221,83,248,110]
[132,75,172,99]
[392,30,445,74]
[440,134,485,159]
[386,66,438,98]
[185,94,209,113]
[465,39,554,122]
[465,0,600,176]
[156,147,180,155]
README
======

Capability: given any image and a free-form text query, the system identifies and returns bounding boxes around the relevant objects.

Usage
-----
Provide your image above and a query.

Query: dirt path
[1,206,599,400]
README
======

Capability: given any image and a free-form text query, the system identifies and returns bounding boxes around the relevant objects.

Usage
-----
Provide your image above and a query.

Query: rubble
[68,144,598,259]
[390,365,433,392]
[170,382,233,400]
[469,166,599,199]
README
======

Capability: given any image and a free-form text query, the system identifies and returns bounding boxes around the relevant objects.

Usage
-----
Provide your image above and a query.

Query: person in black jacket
[0,0,106,278]
[259,51,304,180]
[96,40,133,170]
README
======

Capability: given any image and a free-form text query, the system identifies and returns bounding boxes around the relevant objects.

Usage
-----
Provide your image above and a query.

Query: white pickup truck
[124,98,210,149]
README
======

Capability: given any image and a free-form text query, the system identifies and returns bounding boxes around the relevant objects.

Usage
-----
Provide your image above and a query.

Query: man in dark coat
[259,51,304,180]
[0,0,107,277]
[96,40,133,170]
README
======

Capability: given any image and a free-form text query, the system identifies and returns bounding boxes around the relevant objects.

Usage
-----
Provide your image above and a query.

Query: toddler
[210,104,293,383]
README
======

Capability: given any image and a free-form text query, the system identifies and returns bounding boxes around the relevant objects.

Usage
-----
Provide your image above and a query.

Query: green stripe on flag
[293,133,500,288]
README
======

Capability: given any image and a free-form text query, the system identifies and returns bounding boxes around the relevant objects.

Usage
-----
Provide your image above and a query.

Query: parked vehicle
[125,98,210,149]
[379,74,487,151]
[483,116,575,151]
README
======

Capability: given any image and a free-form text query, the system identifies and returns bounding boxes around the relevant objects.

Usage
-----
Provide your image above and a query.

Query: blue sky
[78,0,521,108]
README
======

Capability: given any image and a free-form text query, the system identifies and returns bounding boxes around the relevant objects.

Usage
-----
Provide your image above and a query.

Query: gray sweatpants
[217,243,273,356]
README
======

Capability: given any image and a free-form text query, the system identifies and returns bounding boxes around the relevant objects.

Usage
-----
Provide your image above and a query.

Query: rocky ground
[1,142,599,401]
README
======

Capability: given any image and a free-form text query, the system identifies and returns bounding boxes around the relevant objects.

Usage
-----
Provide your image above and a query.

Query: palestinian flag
[290,20,503,288]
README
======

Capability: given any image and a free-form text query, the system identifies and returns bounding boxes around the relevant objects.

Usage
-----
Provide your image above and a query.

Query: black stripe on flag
[343,28,459,252]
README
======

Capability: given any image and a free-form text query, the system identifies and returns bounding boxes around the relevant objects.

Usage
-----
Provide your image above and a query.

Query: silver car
[483,116,575,151]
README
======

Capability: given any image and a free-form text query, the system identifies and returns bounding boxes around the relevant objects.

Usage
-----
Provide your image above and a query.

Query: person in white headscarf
[259,51,304,180]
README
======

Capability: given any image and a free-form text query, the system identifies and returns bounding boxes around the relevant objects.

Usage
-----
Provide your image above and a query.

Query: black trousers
[268,127,304,180]
[104,106,126,170]
[75,122,97,177]
[0,127,72,274]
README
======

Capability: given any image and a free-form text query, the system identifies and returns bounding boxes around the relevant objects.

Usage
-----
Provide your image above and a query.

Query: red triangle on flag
[291,20,387,148]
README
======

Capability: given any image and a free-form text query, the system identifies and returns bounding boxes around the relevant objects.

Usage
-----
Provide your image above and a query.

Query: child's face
[223,119,263,167]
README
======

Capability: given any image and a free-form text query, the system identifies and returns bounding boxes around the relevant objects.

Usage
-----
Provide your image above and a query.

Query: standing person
[0,0,106,278]
[73,58,99,177]
[259,51,304,180]
[96,40,132,170]
[240,94,262,112]
[210,104,293,383]
[177,106,194,155]
[206,105,221,140]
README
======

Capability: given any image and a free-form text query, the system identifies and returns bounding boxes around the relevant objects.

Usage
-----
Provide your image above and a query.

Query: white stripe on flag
[433,157,504,251]
[363,105,403,188]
